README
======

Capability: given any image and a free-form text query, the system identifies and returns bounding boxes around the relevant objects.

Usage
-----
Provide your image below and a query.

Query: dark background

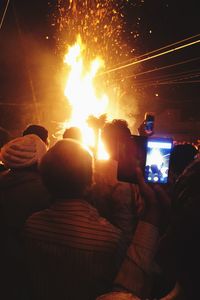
[0,0,199,138]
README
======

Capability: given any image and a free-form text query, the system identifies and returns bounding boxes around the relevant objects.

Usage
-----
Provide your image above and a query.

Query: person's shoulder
[25,204,50,224]
[111,181,135,198]
[82,200,122,233]
[5,169,41,187]
[172,158,200,220]
[174,158,200,200]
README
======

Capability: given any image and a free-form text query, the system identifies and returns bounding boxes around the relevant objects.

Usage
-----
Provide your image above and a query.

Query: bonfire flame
[64,36,109,159]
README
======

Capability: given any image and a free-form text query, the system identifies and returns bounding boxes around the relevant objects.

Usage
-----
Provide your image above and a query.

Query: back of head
[62,126,82,142]
[170,143,198,177]
[39,139,93,198]
[1,134,47,169]
[102,119,131,160]
[23,124,49,146]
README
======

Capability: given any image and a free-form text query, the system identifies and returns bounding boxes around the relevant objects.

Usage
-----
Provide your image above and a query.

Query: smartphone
[144,112,155,132]
[117,135,147,184]
[145,137,173,184]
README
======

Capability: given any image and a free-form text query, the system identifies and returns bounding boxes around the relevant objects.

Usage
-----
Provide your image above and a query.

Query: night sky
[0,0,199,136]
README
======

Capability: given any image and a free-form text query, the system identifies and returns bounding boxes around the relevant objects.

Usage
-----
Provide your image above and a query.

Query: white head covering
[1,134,47,169]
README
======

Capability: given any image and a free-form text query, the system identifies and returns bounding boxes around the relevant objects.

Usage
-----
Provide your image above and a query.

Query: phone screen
[117,135,147,184]
[145,138,173,184]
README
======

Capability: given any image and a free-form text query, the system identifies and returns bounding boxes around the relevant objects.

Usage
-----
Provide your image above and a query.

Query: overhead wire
[107,33,200,69]
[131,69,200,85]
[0,0,10,30]
[1,14,199,105]
[164,80,200,84]
[110,60,200,87]
[140,79,200,88]
[110,57,200,87]
[132,70,200,87]
[115,57,200,81]
[98,35,200,76]
[129,71,200,88]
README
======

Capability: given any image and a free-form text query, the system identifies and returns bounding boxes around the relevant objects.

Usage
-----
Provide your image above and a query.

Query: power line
[130,57,200,78]
[107,33,200,70]
[131,72,200,88]
[134,72,200,87]
[0,0,10,30]
[133,69,200,85]
[111,67,200,87]
[142,80,200,87]
[113,57,200,82]
[99,36,200,76]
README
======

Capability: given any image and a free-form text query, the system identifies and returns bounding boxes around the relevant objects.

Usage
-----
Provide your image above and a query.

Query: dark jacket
[0,168,51,234]
[0,168,51,300]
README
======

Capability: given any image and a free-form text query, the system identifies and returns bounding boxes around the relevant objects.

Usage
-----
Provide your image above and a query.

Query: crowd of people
[0,120,199,300]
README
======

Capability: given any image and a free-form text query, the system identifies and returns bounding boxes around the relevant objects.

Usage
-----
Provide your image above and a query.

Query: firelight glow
[64,36,109,160]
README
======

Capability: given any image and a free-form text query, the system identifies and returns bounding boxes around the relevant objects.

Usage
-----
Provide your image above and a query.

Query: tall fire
[57,0,135,159]
[63,35,111,160]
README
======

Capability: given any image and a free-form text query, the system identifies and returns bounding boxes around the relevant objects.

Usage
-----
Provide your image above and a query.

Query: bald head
[39,139,93,198]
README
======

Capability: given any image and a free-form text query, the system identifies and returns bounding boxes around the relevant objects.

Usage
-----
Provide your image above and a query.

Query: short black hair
[23,124,49,145]
[170,143,198,176]
[101,119,131,160]
[63,127,82,142]
[102,119,131,141]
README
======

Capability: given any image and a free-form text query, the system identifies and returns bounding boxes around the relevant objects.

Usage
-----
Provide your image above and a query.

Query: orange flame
[64,36,110,159]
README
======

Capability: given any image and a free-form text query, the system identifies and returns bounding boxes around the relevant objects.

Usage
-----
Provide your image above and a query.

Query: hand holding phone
[117,135,147,184]
[144,137,173,184]
[138,112,155,137]
[117,136,173,185]
[144,112,155,134]
[135,166,171,226]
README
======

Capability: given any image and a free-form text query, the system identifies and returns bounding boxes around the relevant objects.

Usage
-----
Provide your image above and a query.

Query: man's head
[23,124,49,146]
[101,119,131,160]
[62,126,82,142]
[39,139,93,199]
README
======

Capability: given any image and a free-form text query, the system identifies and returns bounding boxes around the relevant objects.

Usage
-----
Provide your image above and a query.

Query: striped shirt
[23,199,126,300]
[114,221,160,299]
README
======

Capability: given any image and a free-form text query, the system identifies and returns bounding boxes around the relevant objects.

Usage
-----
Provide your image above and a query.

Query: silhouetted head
[102,119,131,160]
[170,143,198,177]
[23,124,49,146]
[39,139,93,199]
[62,126,82,142]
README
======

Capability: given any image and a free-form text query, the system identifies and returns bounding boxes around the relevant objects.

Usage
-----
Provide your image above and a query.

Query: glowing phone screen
[145,138,173,184]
